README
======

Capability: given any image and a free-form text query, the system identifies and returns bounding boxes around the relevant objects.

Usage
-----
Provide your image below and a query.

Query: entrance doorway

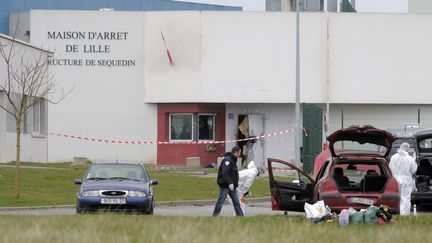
[237,113,265,168]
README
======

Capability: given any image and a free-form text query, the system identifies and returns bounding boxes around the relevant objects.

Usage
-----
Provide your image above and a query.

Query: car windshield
[387,127,423,138]
[85,164,147,182]
[333,140,387,155]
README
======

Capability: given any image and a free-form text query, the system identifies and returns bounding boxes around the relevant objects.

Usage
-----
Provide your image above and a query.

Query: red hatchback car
[268,125,401,213]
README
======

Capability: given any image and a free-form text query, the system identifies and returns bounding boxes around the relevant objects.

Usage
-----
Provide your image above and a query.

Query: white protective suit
[389,149,417,216]
[228,161,259,215]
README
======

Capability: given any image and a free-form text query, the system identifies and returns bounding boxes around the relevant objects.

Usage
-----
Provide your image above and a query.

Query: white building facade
[0,34,49,162]
[3,10,432,171]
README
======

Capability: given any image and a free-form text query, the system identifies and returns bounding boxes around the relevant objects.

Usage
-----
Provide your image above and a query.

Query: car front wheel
[146,206,154,215]
[76,205,83,214]
[145,198,155,215]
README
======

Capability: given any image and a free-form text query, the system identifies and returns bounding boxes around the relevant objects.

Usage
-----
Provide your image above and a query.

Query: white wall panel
[144,11,202,102]
[328,104,432,134]
[145,11,327,103]
[409,0,432,13]
[30,10,157,163]
[329,13,432,104]
[145,12,432,104]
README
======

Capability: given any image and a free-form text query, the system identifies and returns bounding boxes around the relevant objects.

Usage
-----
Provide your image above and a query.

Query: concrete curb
[0,197,271,211]
[0,205,76,211]
[0,164,74,170]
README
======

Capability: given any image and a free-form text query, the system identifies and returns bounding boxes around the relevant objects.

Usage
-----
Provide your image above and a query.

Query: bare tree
[0,30,68,199]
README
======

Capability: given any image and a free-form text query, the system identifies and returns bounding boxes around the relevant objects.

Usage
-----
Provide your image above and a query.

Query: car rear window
[419,138,432,150]
[333,141,387,156]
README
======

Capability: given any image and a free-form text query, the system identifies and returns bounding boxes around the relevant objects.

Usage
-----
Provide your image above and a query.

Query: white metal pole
[326,16,330,138]
[295,0,301,168]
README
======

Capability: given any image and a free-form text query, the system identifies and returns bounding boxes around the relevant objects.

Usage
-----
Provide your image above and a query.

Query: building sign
[46,31,136,67]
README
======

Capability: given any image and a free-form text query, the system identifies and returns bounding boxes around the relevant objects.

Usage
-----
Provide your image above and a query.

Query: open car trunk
[415,156,432,193]
[412,130,432,200]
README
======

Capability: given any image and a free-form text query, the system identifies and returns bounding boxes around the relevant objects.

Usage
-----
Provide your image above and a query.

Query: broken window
[198,114,214,140]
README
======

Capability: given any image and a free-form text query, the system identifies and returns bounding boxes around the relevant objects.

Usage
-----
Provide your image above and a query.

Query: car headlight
[128,191,147,197]
[81,190,100,197]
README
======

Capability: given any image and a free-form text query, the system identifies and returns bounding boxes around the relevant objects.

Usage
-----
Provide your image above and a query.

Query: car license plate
[347,197,375,205]
[101,198,126,204]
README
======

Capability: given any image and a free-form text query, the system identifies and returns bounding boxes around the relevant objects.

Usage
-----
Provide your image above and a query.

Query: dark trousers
[212,186,244,216]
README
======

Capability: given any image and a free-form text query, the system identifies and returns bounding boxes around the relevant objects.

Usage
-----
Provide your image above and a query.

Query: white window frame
[31,99,47,137]
[169,113,193,141]
[32,100,41,133]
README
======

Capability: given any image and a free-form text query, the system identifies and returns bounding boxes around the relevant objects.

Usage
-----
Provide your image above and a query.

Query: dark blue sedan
[75,162,158,214]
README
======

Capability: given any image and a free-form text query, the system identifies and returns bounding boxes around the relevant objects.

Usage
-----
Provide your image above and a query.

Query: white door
[247,114,265,168]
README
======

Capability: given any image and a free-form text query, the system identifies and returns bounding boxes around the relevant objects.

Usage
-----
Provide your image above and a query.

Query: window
[170,114,193,141]
[32,100,40,133]
[169,113,216,141]
[5,100,30,134]
[419,139,432,149]
[5,96,47,135]
[198,114,215,140]
[32,99,47,135]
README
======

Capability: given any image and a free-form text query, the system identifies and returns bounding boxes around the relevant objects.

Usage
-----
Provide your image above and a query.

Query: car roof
[91,162,143,166]
[387,128,423,138]
[414,129,432,139]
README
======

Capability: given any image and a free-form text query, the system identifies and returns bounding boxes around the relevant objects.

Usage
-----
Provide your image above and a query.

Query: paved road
[155,201,296,217]
[1,201,431,216]
[0,200,301,216]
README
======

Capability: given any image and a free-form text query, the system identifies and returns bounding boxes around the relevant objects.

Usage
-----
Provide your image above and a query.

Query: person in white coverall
[389,142,417,216]
[228,161,261,215]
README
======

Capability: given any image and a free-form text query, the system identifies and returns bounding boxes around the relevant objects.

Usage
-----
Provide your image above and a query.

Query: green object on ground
[350,211,365,224]
[364,206,379,224]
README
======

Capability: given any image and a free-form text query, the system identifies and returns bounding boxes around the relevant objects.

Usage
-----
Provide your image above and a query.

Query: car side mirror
[150,179,159,185]
[74,179,82,185]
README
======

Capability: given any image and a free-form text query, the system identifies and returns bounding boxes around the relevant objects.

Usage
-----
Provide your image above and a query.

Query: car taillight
[321,177,339,191]
[385,177,400,193]
[271,195,281,211]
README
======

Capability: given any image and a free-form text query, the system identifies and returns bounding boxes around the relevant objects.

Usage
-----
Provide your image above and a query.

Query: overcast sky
[175,0,408,12]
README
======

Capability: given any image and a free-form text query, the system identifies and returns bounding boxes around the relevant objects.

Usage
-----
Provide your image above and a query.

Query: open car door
[268,158,315,212]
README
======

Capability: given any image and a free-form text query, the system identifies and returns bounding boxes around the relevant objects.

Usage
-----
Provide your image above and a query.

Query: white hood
[397,149,408,156]
[247,161,257,170]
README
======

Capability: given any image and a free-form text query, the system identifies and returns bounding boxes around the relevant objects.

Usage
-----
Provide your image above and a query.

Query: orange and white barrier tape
[49,128,308,145]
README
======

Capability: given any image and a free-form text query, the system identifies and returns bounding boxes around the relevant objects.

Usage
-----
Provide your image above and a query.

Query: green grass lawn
[0,214,430,243]
[0,163,271,207]
[0,165,87,206]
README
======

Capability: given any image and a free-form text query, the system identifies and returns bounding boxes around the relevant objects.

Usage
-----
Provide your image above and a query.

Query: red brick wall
[157,103,226,166]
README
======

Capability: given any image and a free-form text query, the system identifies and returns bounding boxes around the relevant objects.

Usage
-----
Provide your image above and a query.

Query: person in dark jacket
[212,146,244,216]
